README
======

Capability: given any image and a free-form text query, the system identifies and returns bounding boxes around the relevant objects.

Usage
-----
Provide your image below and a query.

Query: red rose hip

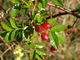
[41,32,49,40]
[50,46,56,53]
[73,29,78,33]
[42,22,51,30]
[35,25,44,33]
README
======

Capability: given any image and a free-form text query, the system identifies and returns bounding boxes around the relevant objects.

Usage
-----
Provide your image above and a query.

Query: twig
[47,10,80,19]
[47,3,80,19]
[0,56,3,60]
[1,43,15,57]
[72,18,78,26]
[48,3,72,13]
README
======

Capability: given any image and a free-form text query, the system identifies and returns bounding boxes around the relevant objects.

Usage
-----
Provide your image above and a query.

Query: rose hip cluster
[35,22,51,40]
[35,22,57,53]
[66,25,78,34]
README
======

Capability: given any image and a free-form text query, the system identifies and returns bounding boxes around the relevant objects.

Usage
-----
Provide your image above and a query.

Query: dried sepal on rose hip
[41,32,49,40]
[42,22,51,30]
[35,25,44,33]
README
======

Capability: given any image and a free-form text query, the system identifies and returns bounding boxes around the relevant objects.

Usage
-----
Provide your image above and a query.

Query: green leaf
[21,0,30,8]
[1,22,13,31]
[11,0,20,4]
[31,31,38,42]
[48,18,57,25]
[34,43,46,48]
[4,32,11,43]
[49,31,59,48]
[10,8,19,17]
[24,43,45,50]
[16,30,22,41]
[10,30,17,42]
[30,50,35,60]
[23,30,28,39]
[52,0,63,7]
[32,7,35,16]
[34,13,42,22]
[23,5,29,8]
[42,0,48,7]
[51,24,67,32]
[35,54,44,60]
[10,18,18,29]
[76,4,80,9]
[40,9,48,17]
[36,49,48,55]
[38,2,42,10]
[55,32,66,43]
[21,8,27,16]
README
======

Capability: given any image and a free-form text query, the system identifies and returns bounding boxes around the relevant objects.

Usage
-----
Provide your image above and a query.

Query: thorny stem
[47,3,80,19]
[72,18,78,27]
[48,3,72,13]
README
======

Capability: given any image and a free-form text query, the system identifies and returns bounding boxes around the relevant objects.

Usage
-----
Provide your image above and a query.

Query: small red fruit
[42,22,51,30]
[35,25,44,33]
[73,29,78,33]
[41,32,49,40]
[77,54,80,57]
[50,46,56,53]
[65,30,71,34]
